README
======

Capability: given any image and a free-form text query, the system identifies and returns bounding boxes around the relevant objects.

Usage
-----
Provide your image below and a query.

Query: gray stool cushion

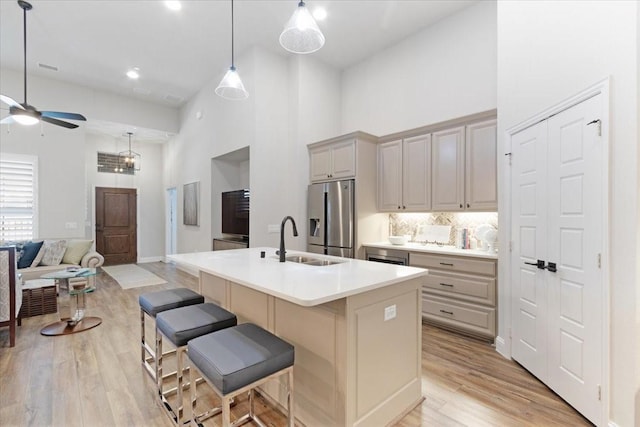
[188,323,295,395]
[156,303,237,347]
[139,288,204,317]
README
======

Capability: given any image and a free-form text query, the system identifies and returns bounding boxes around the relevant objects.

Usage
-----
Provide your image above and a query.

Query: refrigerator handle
[310,218,321,237]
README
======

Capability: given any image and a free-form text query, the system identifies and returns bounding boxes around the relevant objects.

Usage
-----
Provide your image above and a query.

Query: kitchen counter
[168,247,425,426]
[168,247,427,306]
[364,241,498,260]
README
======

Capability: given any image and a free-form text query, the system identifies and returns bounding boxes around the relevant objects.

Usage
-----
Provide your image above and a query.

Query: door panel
[431,126,464,211]
[511,120,548,380]
[326,180,354,249]
[546,94,602,424]
[96,187,137,265]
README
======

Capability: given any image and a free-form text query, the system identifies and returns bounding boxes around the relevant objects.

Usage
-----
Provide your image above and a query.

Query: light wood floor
[0,262,592,426]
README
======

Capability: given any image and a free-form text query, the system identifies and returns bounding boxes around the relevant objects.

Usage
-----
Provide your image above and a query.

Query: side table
[40,268,101,336]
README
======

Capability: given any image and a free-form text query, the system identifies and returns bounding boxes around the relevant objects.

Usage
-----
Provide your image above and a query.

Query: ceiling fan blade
[41,116,79,129]
[41,111,87,121]
[0,94,24,109]
[1,116,16,125]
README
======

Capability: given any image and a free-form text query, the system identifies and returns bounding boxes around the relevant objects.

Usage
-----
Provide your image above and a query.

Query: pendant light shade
[279,1,325,54]
[216,0,248,100]
[216,66,248,100]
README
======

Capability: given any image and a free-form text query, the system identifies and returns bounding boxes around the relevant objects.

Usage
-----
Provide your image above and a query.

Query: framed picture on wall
[183,181,199,226]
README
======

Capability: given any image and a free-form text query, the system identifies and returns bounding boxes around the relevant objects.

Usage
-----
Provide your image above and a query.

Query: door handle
[524,259,546,269]
[547,262,557,273]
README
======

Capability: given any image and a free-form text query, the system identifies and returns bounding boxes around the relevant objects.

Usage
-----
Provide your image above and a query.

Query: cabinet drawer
[410,252,495,276]
[422,295,495,339]
[423,270,495,306]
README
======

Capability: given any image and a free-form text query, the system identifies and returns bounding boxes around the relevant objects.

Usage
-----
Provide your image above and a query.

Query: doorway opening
[166,187,177,257]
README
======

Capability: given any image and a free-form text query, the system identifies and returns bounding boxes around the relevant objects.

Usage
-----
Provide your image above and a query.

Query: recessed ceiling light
[165,1,182,11]
[313,7,327,21]
[126,68,140,79]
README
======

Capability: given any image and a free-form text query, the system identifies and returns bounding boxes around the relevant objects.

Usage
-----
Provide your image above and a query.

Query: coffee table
[40,268,102,336]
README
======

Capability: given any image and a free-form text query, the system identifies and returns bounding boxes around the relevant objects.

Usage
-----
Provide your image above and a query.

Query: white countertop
[168,248,428,307]
[364,242,498,260]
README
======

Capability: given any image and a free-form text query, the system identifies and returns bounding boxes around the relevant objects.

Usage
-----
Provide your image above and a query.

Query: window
[0,153,38,242]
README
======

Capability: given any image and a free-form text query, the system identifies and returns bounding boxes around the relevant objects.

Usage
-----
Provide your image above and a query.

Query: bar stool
[156,302,237,425]
[188,323,295,427]
[139,288,204,380]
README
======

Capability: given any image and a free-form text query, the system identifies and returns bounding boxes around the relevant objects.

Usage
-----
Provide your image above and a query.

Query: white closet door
[546,94,602,424]
[511,119,549,381]
[511,94,604,426]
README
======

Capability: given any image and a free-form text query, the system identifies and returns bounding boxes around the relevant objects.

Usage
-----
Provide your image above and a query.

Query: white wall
[496,1,639,425]
[85,132,166,261]
[341,0,497,135]
[0,123,86,239]
[0,68,179,134]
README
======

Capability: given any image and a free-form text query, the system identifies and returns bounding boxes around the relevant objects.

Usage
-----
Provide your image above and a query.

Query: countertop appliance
[365,246,409,265]
[307,180,355,258]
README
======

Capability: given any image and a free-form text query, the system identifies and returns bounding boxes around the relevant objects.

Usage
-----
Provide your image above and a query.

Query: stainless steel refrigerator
[307,180,355,258]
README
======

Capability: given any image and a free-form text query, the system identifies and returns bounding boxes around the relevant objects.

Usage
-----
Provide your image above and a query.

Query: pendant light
[118,132,141,172]
[279,1,325,54]
[216,0,248,100]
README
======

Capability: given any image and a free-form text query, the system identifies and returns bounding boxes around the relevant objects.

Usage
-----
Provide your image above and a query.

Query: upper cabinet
[378,135,431,212]
[376,113,497,213]
[465,119,497,210]
[431,126,465,211]
[309,139,356,182]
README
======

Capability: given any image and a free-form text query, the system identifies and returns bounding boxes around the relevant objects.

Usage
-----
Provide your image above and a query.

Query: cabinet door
[431,126,465,211]
[377,140,403,211]
[466,120,497,210]
[330,140,356,179]
[310,146,332,182]
[402,134,431,211]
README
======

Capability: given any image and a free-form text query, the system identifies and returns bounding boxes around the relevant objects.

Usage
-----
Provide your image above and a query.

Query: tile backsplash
[390,212,498,247]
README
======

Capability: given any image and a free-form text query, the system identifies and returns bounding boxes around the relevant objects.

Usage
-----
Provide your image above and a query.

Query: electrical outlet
[384,304,397,321]
[267,224,279,233]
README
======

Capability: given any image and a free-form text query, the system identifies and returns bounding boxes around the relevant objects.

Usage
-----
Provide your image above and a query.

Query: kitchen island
[169,247,428,427]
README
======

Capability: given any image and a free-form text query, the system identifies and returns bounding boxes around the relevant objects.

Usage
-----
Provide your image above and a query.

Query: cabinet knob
[397,206,401,210]
[467,203,470,208]
[459,203,463,208]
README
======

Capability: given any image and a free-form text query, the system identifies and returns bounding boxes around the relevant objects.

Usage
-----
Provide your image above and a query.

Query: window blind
[0,154,38,242]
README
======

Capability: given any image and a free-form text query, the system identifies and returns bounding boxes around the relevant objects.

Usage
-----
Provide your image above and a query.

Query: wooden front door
[95,187,137,265]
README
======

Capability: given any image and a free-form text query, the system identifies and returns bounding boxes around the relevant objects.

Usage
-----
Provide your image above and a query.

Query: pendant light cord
[231,0,235,68]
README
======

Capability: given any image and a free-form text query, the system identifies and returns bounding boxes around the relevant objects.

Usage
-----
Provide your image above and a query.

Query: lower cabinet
[212,238,249,250]
[410,251,497,341]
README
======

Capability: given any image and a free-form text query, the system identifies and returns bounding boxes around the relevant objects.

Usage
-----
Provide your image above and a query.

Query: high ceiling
[0,0,476,139]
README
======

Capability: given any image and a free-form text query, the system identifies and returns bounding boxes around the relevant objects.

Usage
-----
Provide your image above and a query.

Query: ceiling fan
[0,0,86,129]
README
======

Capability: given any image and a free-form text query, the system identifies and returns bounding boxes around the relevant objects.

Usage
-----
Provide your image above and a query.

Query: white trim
[502,77,611,426]
[495,336,509,359]
[137,256,164,263]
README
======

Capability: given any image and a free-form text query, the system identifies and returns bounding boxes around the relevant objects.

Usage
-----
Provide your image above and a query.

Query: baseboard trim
[495,335,510,359]
[137,256,164,263]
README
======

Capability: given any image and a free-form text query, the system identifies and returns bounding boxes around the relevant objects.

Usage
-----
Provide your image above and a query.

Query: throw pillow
[40,240,67,266]
[30,240,46,267]
[62,240,93,265]
[17,240,44,269]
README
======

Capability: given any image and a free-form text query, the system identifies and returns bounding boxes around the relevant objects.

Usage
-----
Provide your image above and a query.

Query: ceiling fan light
[280,1,325,54]
[12,112,39,125]
[215,67,249,100]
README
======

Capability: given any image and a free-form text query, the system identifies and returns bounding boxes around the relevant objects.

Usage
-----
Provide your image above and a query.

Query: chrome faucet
[279,216,298,262]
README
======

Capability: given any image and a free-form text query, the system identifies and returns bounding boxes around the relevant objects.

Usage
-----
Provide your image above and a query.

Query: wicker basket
[21,280,57,317]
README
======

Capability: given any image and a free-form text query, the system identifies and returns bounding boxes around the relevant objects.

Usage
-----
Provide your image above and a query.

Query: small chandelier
[118,132,141,172]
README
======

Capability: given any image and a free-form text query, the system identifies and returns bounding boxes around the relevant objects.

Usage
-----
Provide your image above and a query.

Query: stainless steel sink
[285,255,343,266]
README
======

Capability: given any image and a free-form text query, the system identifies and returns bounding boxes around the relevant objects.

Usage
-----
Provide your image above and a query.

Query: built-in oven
[365,247,409,265]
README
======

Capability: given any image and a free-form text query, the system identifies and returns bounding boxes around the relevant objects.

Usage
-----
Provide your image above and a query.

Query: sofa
[3,239,104,281]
